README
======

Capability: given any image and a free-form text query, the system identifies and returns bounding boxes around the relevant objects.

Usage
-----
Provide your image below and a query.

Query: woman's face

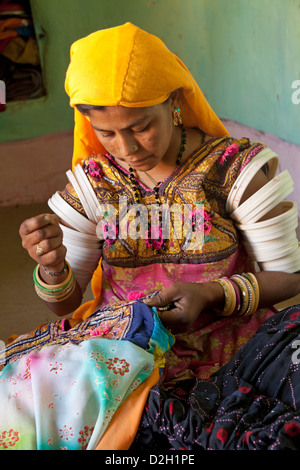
[87,97,180,171]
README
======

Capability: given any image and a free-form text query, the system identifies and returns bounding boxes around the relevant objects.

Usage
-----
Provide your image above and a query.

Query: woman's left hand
[143,282,224,331]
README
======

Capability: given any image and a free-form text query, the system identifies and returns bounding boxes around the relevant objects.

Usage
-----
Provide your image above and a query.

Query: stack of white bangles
[226,145,300,273]
[48,164,103,293]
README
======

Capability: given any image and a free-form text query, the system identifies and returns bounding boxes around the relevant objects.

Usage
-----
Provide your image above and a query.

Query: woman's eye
[100,132,114,138]
[134,123,150,133]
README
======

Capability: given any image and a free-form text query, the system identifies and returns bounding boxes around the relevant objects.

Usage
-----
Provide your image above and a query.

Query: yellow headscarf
[65,22,228,169]
[64,22,229,319]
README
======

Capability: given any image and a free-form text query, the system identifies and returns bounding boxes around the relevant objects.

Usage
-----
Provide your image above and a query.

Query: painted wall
[0,0,300,146]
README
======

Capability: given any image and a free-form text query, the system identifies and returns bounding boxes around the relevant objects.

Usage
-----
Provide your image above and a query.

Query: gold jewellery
[173,107,183,126]
[36,244,46,256]
[212,272,259,317]
[130,144,139,153]
[33,261,76,303]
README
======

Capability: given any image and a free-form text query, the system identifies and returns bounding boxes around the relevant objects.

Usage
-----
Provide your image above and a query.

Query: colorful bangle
[227,278,241,315]
[230,275,249,316]
[34,262,73,291]
[213,277,237,316]
[33,261,76,303]
[42,263,69,277]
[34,281,76,303]
[212,272,259,318]
[242,272,260,313]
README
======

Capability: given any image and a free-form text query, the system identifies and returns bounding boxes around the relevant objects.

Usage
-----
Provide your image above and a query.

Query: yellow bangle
[33,261,76,303]
[242,273,260,314]
[35,262,73,291]
[213,278,237,316]
[230,275,249,316]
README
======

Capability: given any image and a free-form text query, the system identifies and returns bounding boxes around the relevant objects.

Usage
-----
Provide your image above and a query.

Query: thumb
[45,213,61,225]
[143,290,172,308]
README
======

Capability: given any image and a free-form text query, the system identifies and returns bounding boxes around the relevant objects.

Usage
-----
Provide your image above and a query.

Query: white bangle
[48,191,97,235]
[226,147,279,213]
[230,170,294,224]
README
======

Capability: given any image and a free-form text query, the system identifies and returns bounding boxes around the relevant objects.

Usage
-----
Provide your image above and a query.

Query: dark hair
[76,96,172,116]
[76,104,106,115]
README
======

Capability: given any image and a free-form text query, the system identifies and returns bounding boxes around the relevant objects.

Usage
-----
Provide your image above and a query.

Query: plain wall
[0,0,299,207]
[1,0,300,144]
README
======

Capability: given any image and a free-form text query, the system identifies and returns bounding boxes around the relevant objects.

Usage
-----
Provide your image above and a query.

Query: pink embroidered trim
[219,143,240,165]
[240,145,265,172]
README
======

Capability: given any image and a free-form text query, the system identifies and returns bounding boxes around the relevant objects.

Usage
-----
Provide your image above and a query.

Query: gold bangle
[35,261,73,290]
[242,273,260,314]
[34,281,76,303]
[213,278,236,316]
[230,275,249,316]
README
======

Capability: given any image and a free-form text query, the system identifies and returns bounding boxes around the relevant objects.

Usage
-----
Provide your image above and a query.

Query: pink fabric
[97,246,275,386]
[98,248,247,308]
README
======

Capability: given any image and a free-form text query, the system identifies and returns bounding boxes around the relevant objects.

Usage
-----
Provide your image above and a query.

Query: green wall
[1,0,300,146]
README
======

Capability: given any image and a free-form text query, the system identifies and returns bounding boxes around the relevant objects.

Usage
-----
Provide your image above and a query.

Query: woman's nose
[117,135,138,158]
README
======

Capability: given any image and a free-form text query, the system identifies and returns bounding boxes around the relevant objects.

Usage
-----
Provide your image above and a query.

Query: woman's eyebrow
[91,116,149,132]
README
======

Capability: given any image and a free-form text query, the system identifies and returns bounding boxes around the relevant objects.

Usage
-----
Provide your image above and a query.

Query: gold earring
[173,107,183,126]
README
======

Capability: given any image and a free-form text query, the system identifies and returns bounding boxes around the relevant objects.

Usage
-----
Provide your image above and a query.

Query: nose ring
[130,144,139,153]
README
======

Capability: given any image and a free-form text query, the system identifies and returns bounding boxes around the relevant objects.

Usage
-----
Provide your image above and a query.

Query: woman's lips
[129,155,153,167]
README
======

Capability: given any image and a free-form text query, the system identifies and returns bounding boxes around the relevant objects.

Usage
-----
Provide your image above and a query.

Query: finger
[157,307,186,327]
[34,235,64,256]
[143,284,181,307]
[34,244,67,267]
[20,213,59,236]
[30,223,63,245]
[143,289,175,307]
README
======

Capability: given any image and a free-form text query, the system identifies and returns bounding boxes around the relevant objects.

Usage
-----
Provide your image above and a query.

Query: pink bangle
[227,278,241,314]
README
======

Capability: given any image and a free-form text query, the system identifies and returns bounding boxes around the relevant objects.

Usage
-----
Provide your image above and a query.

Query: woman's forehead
[88,104,163,130]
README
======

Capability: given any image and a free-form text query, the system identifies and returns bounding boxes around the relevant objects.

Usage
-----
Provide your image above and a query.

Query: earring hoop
[173,107,183,126]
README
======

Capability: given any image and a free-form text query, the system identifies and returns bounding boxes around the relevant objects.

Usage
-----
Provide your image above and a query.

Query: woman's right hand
[19,213,66,272]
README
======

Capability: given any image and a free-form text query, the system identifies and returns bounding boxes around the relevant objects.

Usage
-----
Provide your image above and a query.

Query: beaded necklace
[128,125,187,251]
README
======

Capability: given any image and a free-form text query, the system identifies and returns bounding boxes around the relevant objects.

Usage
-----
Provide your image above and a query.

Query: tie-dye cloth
[0,301,174,450]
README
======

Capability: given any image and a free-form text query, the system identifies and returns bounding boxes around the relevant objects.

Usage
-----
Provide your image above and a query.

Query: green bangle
[33,263,73,293]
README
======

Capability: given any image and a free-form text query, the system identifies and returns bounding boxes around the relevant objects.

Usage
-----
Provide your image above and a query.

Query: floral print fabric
[0,302,174,450]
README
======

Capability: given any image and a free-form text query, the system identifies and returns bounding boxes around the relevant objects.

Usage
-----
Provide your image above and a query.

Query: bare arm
[19,213,95,317]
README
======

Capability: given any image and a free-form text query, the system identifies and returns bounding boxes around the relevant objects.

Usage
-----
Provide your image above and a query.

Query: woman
[2,23,300,450]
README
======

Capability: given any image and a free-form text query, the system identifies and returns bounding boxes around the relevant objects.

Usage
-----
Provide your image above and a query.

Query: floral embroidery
[284,421,300,437]
[216,427,228,444]
[23,358,31,380]
[219,143,239,165]
[78,425,94,450]
[83,157,103,181]
[90,351,106,362]
[0,429,20,448]
[238,386,252,394]
[49,362,63,374]
[187,206,212,235]
[90,325,111,337]
[106,357,130,375]
[128,291,145,300]
[145,224,164,250]
[59,424,74,441]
